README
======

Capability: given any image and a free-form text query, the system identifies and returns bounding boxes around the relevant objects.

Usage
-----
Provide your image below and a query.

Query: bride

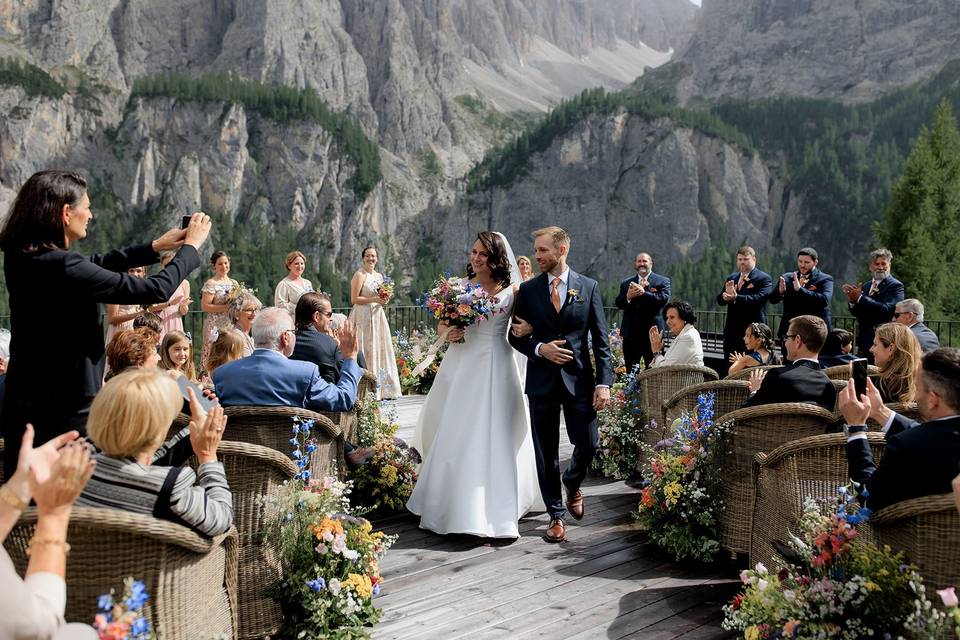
[406,231,541,538]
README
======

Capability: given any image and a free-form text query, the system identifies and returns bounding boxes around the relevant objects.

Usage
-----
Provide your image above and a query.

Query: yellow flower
[343,573,373,599]
[865,581,879,591]
[663,481,683,506]
[744,627,760,640]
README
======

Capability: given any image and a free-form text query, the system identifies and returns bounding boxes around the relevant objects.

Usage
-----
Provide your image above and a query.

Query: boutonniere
[746,283,755,289]
[567,289,583,303]
[649,287,658,292]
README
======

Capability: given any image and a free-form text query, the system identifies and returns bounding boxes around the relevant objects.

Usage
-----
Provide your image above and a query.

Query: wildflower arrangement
[633,393,732,562]
[267,417,397,639]
[420,275,501,340]
[936,587,960,637]
[393,327,446,394]
[351,398,421,513]
[608,325,628,381]
[376,276,395,302]
[591,369,646,479]
[93,577,152,640]
[723,486,954,639]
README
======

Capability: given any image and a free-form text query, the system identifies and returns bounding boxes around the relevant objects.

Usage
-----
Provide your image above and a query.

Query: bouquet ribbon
[411,336,447,377]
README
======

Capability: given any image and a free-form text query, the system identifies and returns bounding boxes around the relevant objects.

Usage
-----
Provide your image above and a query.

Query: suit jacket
[847,415,960,512]
[743,359,836,412]
[213,348,360,412]
[767,268,834,336]
[910,322,940,353]
[650,324,704,368]
[290,325,366,383]
[849,276,904,355]
[614,272,670,339]
[716,268,773,340]
[818,353,858,368]
[509,269,612,397]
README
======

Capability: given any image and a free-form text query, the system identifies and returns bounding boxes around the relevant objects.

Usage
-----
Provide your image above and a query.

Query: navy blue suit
[743,359,836,412]
[509,269,612,520]
[849,276,904,361]
[716,268,773,358]
[290,325,367,383]
[768,268,834,338]
[614,272,670,370]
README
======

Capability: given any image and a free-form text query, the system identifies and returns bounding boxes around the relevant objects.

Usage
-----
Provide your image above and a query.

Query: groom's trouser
[528,378,599,520]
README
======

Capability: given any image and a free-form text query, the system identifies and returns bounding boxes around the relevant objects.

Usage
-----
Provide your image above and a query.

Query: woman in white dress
[274,250,313,318]
[349,246,401,399]
[406,231,541,538]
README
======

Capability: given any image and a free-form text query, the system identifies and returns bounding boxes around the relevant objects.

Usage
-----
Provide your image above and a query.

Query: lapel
[560,270,582,315]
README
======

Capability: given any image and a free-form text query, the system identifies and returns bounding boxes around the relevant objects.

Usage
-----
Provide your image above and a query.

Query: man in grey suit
[895,299,940,353]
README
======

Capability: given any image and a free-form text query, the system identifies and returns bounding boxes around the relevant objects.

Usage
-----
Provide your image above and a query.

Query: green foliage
[131,73,381,200]
[417,147,442,182]
[0,57,66,99]
[407,237,444,301]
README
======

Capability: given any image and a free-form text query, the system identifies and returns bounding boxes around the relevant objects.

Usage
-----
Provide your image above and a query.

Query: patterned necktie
[869,280,879,296]
[737,275,747,291]
[551,277,562,312]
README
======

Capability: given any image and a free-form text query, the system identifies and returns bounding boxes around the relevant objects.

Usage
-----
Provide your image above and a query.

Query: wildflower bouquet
[376,276,395,302]
[93,577,152,640]
[351,398,421,513]
[633,393,732,562]
[723,486,952,639]
[608,324,628,381]
[592,370,645,479]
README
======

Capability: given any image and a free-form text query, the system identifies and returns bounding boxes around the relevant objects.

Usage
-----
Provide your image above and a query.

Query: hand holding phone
[851,358,869,399]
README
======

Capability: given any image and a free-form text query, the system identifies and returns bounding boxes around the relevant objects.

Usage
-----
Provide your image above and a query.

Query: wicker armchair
[723,365,782,381]
[221,406,341,476]
[662,379,750,427]
[3,507,238,639]
[872,494,960,592]
[632,365,718,444]
[750,433,887,569]
[822,363,880,381]
[716,403,837,555]
[315,369,378,447]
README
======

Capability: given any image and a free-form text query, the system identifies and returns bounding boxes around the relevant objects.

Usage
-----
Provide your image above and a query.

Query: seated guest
[744,315,835,411]
[819,328,858,368]
[202,328,246,382]
[132,311,163,344]
[159,330,198,382]
[728,322,780,375]
[214,307,360,412]
[841,348,960,512]
[895,298,940,353]
[871,322,922,404]
[291,292,366,383]
[78,369,233,536]
[103,328,161,380]
[228,289,261,357]
[648,300,703,368]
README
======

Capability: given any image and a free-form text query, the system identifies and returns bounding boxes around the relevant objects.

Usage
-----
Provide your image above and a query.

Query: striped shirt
[77,454,234,537]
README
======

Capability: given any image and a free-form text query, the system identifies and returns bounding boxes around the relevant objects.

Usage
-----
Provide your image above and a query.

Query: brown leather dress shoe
[545,518,566,543]
[565,487,584,520]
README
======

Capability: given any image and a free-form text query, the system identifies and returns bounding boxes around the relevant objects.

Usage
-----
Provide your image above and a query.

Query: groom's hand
[593,386,610,411]
[540,340,573,365]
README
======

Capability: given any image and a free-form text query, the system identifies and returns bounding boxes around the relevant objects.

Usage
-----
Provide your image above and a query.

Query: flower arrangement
[723,486,954,639]
[376,276,395,302]
[937,587,960,637]
[420,274,502,341]
[93,577,152,640]
[267,417,397,639]
[591,370,646,479]
[633,393,732,562]
[608,324,628,381]
[393,327,446,394]
[351,397,421,513]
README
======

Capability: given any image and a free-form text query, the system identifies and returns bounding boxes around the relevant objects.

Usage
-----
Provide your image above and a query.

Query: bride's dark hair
[466,231,512,289]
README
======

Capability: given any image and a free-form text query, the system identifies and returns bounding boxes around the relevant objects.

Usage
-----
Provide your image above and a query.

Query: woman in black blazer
[0,170,212,479]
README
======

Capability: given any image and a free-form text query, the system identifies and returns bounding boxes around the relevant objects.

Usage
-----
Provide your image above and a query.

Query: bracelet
[0,484,28,512]
[26,538,71,556]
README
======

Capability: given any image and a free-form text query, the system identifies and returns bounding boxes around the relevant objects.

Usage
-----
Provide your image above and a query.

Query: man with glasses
[291,292,367,383]
[743,315,835,411]
[894,299,940,353]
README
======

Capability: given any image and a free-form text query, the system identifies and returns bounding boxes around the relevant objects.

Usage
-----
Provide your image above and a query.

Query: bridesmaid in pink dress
[154,251,192,337]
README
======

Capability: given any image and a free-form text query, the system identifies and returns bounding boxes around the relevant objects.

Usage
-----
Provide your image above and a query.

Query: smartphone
[180,213,192,230]
[176,375,218,414]
[851,358,869,398]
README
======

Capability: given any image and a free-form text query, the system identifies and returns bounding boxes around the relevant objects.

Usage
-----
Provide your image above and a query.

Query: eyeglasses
[284,329,296,336]
[784,333,799,341]
[321,310,333,318]
[893,311,910,317]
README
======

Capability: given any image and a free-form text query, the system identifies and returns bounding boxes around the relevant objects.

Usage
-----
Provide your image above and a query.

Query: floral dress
[201,279,238,364]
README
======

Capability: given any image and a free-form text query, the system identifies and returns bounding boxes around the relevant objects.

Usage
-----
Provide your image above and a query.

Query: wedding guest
[744,315,835,411]
[842,248,904,362]
[200,251,239,365]
[291,292,366,383]
[153,251,192,337]
[79,369,233,536]
[616,252,671,370]
[728,322,780,375]
[819,328,858,368]
[0,425,96,640]
[203,328,246,380]
[0,170,209,479]
[105,266,147,345]
[768,247,834,359]
[132,311,163,345]
[159,330,198,382]
[648,300,703,368]
[894,299,940,353]
[516,255,534,282]
[349,246,401,399]
[716,246,773,360]
[841,347,960,512]
[104,328,161,381]
[228,289,261,356]
[871,323,922,404]
[274,250,314,318]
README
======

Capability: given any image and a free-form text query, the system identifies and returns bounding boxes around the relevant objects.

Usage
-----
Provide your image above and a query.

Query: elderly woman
[228,289,262,356]
[104,328,161,381]
[274,250,314,318]
[648,300,704,368]
[77,369,233,537]
[871,322,923,404]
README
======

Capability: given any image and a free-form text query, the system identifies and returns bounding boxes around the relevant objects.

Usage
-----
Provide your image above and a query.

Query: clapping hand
[778,276,787,294]
[722,280,737,302]
[626,282,643,300]
[728,351,745,364]
[7,425,84,507]
[841,283,862,303]
[747,368,767,394]
[792,272,801,291]
[188,389,227,465]
[335,320,360,359]
[30,439,95,517]
[648,326,663,353]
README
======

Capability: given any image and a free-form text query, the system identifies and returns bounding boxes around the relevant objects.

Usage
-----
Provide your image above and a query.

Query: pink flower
[937,586,958,608]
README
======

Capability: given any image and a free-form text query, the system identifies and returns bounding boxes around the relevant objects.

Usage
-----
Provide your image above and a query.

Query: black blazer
[849,276,904,355]
[716,268,773,335]
[290,325,366,383]
[767,268,834,337]
[743,359,836,412]
[847,415,960,512]
[509,270,612,397]
[614,272,670,339]
[910,322,940,353]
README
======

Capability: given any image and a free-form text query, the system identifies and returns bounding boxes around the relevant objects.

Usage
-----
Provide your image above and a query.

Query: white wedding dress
[406,286,542,538]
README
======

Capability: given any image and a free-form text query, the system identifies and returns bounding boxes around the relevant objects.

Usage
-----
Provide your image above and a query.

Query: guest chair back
[662,380,750,427]
[220,406,341,476]
[633,365,718,445]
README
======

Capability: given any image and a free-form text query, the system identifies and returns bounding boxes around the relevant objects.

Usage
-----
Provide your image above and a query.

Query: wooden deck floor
[371,397,740,640]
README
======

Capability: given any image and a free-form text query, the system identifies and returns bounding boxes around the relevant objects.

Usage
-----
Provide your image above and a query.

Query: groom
[509,226,612,543]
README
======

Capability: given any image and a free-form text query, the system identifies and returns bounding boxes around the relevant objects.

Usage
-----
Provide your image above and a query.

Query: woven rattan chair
[716,402,837,555]
[750,432,886,569]
[221,406,341,476]
[872,493,960,592]
[3,507,238,639]
[315,369,378,447]
[215,441,297,640]
[822,363,880,381]
[723,364,782,381]
[661,379,750,427]
[632,365,718,444]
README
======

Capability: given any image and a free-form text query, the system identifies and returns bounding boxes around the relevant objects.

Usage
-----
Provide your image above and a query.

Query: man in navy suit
[768,247,834,360]
[894,299,940,353]
[717,246,773,360]
[214,307,360,412]
[290,292,366,383]
[615,252,670,371]
[842,248,904,363]
[841,348,960,512]
[509,226,612,543]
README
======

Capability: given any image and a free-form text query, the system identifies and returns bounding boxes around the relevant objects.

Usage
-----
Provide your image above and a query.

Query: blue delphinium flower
[97,594,113,611]
[307,578,326,592]
[292,449,302,459]
[302,470,312,481]
[131,616,150,637]
[372,583,381,597]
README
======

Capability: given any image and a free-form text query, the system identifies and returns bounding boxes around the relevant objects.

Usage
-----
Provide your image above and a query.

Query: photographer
[0,170,211,479]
